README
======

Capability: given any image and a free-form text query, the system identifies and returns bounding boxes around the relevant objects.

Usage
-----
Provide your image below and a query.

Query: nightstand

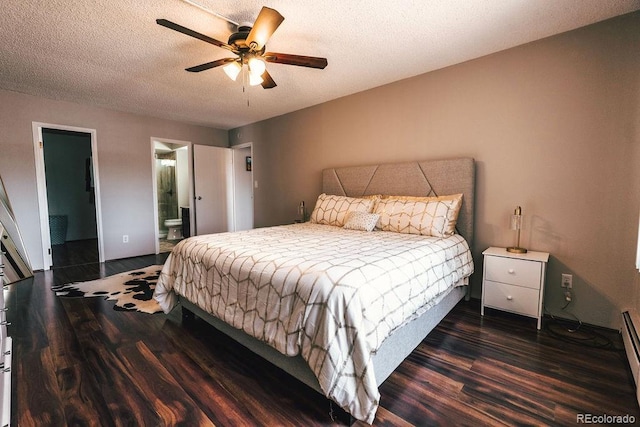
[481,247,549,330]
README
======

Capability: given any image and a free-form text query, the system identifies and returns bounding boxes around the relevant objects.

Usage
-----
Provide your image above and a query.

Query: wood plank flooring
[51,238,99,268]
[6,254,639,426]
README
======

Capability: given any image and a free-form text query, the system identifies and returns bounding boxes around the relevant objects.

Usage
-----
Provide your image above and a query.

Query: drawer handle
[508,269,515,274]
[506,296,513,301]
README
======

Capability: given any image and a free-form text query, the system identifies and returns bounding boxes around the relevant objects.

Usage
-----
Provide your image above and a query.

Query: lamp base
[506,246,528,254]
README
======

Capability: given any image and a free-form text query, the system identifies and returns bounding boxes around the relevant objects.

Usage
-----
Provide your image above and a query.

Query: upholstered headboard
[322,158,475,244]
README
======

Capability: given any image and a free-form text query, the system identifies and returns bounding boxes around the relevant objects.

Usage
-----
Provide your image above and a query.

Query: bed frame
[181,157,475,422]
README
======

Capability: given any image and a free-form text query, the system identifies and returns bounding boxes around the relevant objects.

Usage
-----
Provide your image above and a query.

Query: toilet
[165,218,183,240]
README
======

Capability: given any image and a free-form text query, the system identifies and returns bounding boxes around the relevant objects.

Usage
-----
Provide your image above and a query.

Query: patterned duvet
[154,223,474,424]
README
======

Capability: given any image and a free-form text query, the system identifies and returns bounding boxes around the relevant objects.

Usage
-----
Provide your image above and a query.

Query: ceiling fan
[157,6,328,89]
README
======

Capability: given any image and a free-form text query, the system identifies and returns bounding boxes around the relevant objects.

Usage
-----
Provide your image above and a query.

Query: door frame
[32,122,105,270]
[150,138,193,254]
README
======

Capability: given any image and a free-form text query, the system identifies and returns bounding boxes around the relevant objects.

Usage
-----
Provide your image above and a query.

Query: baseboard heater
[622,310,640,406]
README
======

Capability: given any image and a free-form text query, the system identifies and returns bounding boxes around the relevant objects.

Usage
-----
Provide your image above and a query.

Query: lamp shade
[249,72,264,86]
[248,57,266,77]
[223,61,241,81]
[510,213,522,231]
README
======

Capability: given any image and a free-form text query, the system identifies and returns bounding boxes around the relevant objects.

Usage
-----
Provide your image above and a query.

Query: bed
[154,157,475,424]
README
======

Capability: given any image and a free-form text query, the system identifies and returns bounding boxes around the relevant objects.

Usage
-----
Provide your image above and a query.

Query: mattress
[154,222,474,423]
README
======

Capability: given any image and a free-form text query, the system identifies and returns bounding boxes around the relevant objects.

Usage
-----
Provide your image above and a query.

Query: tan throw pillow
[343,212,380,232]
[374,194,463,237]
[310,193,375,227]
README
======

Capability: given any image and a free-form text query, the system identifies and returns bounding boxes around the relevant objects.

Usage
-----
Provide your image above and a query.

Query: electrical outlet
[123,235,129,243]
[561,273,572,289]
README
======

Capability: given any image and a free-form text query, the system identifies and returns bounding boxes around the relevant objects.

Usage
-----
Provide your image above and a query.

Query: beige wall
[0,89,228,269]
[231,12,640,329]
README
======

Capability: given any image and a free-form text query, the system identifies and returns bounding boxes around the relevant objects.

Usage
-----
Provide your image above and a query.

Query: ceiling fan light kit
[157,6,327,90]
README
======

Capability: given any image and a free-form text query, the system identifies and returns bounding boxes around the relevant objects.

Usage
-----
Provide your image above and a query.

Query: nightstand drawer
[485,256,542,289]
[483,280,540,317]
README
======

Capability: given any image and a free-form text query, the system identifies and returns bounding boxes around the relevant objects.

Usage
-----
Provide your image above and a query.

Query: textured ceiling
[1,0,638,130]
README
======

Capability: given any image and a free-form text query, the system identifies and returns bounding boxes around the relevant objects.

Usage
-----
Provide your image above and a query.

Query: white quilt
[154,223,473,424]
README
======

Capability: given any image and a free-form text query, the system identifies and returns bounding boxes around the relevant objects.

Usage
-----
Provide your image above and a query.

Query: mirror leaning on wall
[0,174,33,285]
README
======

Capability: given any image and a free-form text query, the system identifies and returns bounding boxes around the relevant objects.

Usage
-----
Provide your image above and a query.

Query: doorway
[32,123,104,270]
[151,142,254,251]
[232,143,254,231]
[151,139,192,254]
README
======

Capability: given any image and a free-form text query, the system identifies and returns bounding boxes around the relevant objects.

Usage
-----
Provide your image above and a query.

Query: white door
[193,145,234,235]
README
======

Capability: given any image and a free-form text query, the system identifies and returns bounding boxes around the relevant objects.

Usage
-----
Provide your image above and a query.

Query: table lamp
[507,206,527,253]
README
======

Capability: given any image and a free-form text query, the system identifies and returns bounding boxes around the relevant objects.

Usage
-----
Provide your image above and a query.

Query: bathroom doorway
[151,139,192,254]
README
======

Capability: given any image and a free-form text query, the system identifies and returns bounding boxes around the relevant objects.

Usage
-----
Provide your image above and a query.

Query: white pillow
[374,194,463,237]
[343,212,380,232]
[309,193,375,227]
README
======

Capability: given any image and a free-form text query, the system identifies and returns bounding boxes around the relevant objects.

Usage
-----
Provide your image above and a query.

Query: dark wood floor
[6,254,639,426]
[51,238,99,268]
[51,237,178,270]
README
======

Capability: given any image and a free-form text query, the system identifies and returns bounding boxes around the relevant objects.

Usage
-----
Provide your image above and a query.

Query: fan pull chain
[241,66,250,107]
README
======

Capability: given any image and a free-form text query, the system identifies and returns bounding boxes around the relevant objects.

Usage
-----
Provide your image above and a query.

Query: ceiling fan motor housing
[228,26,252,49]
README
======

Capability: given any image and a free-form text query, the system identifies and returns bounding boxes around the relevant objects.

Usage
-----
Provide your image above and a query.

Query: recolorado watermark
[577,413,636,424]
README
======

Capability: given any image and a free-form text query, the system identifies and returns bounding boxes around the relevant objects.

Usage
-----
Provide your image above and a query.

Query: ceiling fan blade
[157,19,235,52]
[261,70,277,89]
[246,7,284,51]
[263,52,328,69]
[186,58,236,73]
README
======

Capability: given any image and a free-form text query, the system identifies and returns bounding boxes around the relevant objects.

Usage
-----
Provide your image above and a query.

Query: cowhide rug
[52,265,164,314]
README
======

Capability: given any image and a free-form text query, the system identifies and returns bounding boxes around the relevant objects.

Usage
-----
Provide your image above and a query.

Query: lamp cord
[544,301,621,351]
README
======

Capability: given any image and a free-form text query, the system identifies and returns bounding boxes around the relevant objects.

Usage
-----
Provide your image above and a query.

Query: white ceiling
[1,1,638,130]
